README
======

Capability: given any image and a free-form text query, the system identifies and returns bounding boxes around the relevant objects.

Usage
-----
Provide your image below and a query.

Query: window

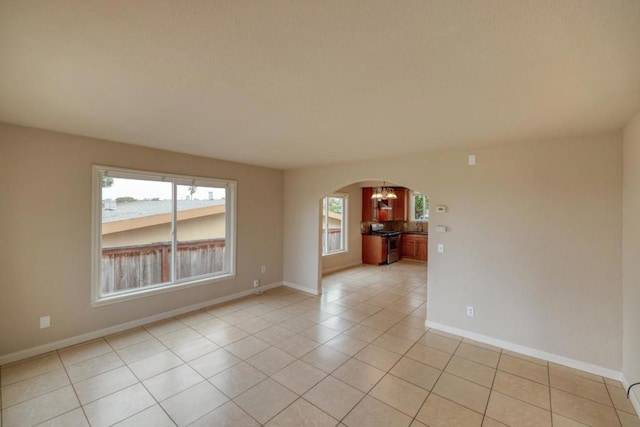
[322,194,347,255]
[92,166,236,305]
[410,192,429,221]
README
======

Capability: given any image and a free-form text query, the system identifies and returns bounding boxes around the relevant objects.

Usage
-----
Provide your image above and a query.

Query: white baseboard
[426,321,622,381]
[622,374,640,418]
[283,281,320,296]
[322,261,362,275]
[0,282,283,366]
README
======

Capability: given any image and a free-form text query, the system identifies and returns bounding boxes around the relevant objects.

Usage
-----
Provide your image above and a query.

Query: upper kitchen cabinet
[390,188,407,221]
[362,187,375,222]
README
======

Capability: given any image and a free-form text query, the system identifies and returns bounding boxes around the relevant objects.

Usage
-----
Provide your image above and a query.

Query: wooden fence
[101,239,225,294]
[325,229,343,253]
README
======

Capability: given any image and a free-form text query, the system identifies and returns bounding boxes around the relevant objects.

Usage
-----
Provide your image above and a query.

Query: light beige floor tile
[278,317,319,334]
[265,398,338,427]
[66,352,124,383]
[445,356,496,388]
[189,401,259,427]
[155,327,202,349]
[419,332,461,354]
[300,325,343,344]
[405,343,452,370]
[1,353,63,386]
[390,357,441,391]
[74,365,138,404]
[325,334,369,356]
[175,310,214,327]
[321,316,358,332]
[189,348,241,378]
[301,345,351,374]
[354,344,402,371]
[105,328,154,350]
[303,376,365,420]
[206,326,249,346]
[191,318,232,336]
[550,388,621,427]
[618,410,640,427]
[550,367,612,406]
[372,333,414,355]
[59,340,112,367]
[210,362,267,398]
[34,408,89,427]
[116,338,167,364]
[332,359,385,393]
[462,338,501,353]
[432,372,490,414]
[486,391,551,427]
[171,337,219,362]
[224,336,270,360]
[128,350,183,381]
[550,363,604,383]
[253,325,296,345]
[343,395,412,427]
[143,364,203,401]
[386,324,426,342]
[275,335,321,358]
[235,317,273,334]
[2,386,79,427]
[604,377,624,389]
[259,309,295,324]
[161,381,228,426]
[415,394,483,427]
[113,405,175,427]
[246,346,296,376]
[272,360,327,395]
[1,368,69,408]
[501,349,547,366]
[498,354,549,385]
[370,374,429,417]
[83,383,155,427]
[482,417,509,427]
[492,370,550,410]
[454,342,500,368]
[552,413,590,426]
[144,319,187,338]
[343,324,385,343]
[233,378,297,424]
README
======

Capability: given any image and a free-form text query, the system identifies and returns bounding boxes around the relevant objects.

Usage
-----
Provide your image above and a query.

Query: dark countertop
[402,231,428,235]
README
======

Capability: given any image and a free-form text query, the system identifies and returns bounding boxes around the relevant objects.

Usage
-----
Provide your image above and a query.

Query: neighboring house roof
[102,200,225,235]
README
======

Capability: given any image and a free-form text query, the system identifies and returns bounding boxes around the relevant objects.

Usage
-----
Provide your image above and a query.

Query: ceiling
[1,1,639,170]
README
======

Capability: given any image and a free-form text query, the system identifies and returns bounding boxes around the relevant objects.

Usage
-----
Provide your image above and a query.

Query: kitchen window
[410,192,429,221]
[92,165,236,305]
[322,194,347,256]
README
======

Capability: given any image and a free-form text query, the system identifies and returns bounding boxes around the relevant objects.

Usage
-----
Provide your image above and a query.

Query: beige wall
[0,123,284,357]
[322,184,363,274]
[284,133,622,370]
[103,214,226,248]
[623,112,640,400]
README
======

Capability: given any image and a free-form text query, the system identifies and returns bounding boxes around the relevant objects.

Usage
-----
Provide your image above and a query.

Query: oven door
[387,235,400,264]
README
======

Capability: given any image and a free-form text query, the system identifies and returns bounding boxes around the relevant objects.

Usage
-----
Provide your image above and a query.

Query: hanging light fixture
[371,182,398,200]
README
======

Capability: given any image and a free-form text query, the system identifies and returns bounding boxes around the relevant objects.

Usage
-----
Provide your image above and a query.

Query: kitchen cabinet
[362,235,387,265]
[390,188,408,221]
[362,188,375,222]
[401,234,428,261]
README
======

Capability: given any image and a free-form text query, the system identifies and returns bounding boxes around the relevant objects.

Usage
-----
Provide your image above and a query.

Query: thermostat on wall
[435,225,447,232]
[435,205,447,213]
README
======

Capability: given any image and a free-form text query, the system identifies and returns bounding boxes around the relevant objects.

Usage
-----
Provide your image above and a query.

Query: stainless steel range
[370,224,400,264]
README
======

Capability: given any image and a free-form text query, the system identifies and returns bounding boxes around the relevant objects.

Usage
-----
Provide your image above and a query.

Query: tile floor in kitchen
[1,260,639,426]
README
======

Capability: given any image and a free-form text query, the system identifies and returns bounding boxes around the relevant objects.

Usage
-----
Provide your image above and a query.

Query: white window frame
[91,165,237,306]
[322,194,348,256]
[409,192,429,222]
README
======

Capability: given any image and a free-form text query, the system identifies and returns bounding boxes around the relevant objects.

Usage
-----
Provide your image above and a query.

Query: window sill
[91,272,236,307]
[322,250,348,258]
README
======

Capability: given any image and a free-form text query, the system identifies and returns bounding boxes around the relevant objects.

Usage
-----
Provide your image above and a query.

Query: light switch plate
[40,316,50,329]
[435,225,447,232]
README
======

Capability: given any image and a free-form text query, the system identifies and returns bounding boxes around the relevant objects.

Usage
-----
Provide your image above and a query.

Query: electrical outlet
[466,306,475,317]
[40,316,51,329]
[437,243,445,253]
[253,279,260,288]
[261,265,266,273]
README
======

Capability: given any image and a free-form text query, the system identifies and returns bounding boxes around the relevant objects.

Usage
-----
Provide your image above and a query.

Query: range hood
[377,200,392,210]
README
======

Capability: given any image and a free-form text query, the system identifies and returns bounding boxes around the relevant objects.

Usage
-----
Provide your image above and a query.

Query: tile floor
[1,261,639,426]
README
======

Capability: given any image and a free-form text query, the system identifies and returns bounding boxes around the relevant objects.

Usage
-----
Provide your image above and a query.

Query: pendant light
[371,182,397,200]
